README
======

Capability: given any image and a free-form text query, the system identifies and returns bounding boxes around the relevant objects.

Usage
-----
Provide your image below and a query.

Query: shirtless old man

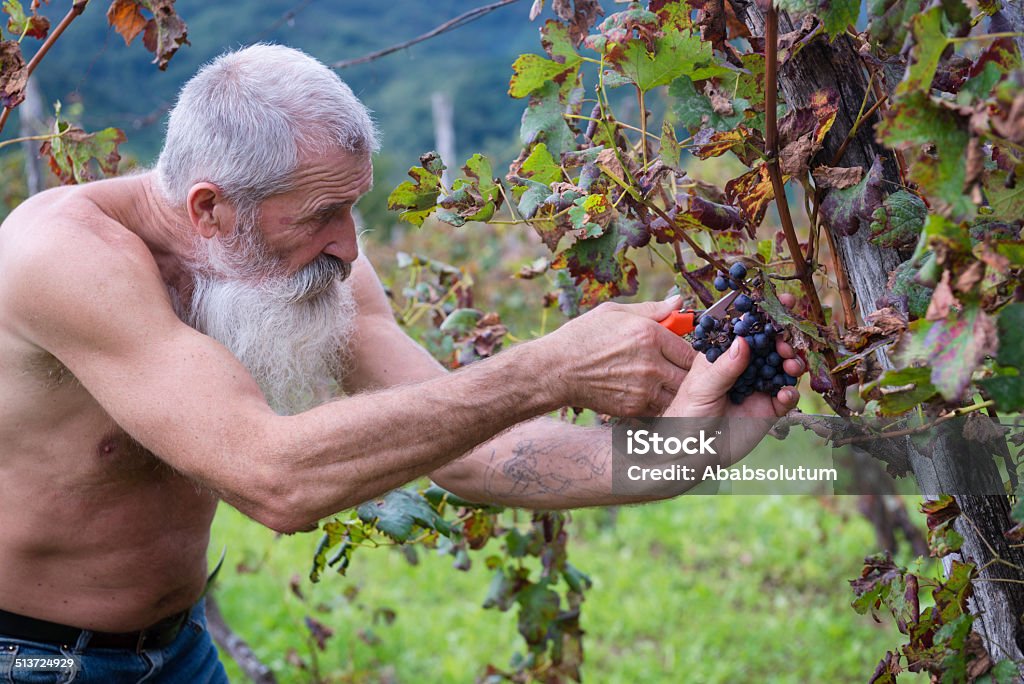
[0,45,803,682]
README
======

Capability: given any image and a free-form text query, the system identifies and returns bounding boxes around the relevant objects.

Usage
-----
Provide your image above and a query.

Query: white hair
[155,43,379,211]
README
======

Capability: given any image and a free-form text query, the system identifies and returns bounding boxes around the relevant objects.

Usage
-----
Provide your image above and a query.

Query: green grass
[208,495,928,683]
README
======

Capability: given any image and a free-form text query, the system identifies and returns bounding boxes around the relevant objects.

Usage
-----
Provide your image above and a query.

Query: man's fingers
[782,357,804,377]
[622,295,684,321]
[687,335,750,401]
[658,333,697,371]
[772,387,801,416]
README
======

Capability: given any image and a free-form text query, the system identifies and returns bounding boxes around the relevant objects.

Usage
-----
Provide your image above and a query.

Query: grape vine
[382,0,1024,680]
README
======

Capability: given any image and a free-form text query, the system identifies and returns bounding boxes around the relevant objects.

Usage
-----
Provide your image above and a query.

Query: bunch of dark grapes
[692,263,798,405]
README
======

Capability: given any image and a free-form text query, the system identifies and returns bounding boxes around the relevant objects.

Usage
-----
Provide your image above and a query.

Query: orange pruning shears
[658,289,741,338]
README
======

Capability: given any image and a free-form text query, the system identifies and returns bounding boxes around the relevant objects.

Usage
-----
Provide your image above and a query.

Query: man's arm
[347,257,803,509]
[1,220,690,532]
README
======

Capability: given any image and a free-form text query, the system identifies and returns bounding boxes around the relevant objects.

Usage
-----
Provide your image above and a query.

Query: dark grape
[691,275,797,404]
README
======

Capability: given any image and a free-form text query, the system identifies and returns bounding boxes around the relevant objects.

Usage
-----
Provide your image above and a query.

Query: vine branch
[330,0,522,70]
[0,0,89,137]
[763,7,826,326]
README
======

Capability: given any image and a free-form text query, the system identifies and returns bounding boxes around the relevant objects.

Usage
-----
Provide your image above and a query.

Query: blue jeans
[0,599,229,683]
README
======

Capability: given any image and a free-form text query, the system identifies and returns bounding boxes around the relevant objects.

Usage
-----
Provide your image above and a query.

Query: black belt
[0,605,190,652]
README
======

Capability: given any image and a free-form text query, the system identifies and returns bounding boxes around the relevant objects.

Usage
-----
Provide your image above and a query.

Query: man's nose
[323,213,359,263]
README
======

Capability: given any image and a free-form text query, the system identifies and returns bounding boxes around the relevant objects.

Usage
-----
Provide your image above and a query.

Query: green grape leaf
[437,153,502,226]
[567,193,613,239]
[669,76,749,134]
[521,80,578,156]
[509,50,581,98]
[987,660,1022,684]
[516,583,561,647]
[869,190,927,249]
[933,560,974,623]
[660,121,682,170]
[550,224,638,307]
[982,169,1024,222]
[922,213,972,255]
[777,0,859,39]
[483,568,516,611]
[584,4,661,54]
[898,7,949,95]
[539,19,579,63]
[516,179,553,220]
[850,553,906,620]
[439,308,483,335]
[40,122,126,185]
[760,277,826,343]
[0,38,26,108]
[820,157,885,237]
[868,0,925,56]
[519,142,562,187]
[959,61,1003,104]
[980,368,1024,412]
[310,519,352,582]
[888,259,934,319]
[877,92,972,218]
[4,0,48,39]
[993,303,1024,368]
[602,28,730,93]
[905,303,997,401]
[387,153,444,226]
[862,366,939,415]
[356,488,452,543]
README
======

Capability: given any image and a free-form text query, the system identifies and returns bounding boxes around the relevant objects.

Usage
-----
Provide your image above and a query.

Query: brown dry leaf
[962,412,1006,444]
[925,271,958,321]
[106,0,147,45]
[866,307,908,335]
[595,147,627,185]
[813,165,864,190]
[141,0,189,70]
[779,135,815,177]
[954,260,985,293]
[0,40,27,109]
[977,243,1011,274]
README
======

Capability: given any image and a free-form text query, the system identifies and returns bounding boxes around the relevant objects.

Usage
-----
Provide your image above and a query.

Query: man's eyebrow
[295,201,350,223]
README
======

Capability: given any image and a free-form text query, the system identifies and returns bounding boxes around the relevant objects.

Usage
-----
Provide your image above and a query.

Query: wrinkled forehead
[292,148,374,196]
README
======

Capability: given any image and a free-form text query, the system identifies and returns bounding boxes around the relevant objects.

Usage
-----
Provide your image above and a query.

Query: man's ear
[186,183,237,239]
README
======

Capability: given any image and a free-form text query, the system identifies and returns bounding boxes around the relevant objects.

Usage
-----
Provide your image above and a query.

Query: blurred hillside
[11,0,541,185]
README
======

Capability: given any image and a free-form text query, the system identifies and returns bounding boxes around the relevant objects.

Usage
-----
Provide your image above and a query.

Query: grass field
[208,492,929,683]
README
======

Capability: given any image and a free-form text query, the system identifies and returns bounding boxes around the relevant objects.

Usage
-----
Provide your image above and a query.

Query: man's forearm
[229,340,566,531]
[431,418,679,509]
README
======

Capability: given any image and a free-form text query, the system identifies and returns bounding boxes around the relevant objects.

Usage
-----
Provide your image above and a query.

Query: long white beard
[185,213,358,415]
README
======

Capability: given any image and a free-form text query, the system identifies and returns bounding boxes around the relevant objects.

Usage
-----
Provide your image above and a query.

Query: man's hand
[663,293,805,465]
[534,297,695,417]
